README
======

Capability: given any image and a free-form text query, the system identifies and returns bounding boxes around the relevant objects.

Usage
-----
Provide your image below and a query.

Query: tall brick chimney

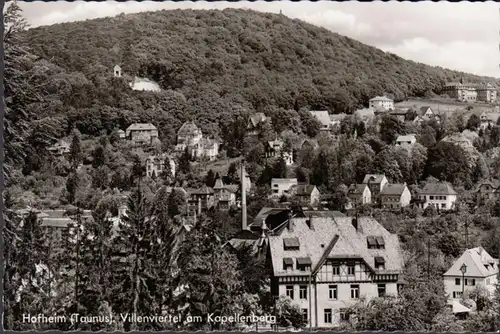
[241,161,248,231]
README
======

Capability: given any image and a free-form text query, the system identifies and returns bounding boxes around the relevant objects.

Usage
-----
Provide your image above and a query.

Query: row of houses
[347,174,458,211]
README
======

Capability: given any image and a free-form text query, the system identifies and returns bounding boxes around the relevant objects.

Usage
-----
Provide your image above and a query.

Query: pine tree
[69,129,83,171]
[111,187,162,330]
[175,218,244,330]
[178,147,191,175]
[160,157,173,185]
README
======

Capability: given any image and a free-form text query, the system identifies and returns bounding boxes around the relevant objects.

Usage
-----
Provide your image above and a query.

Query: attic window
[375,256,386,270]
[283,237,300,251]
[367,236,377,249]
[296,257,312,271]
[375,236,385,249]
[484,264,489,270]
[283,258,294,271]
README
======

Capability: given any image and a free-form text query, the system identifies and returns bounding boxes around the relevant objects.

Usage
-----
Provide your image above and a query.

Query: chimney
[352,217,358,231]
[261,218,268,238]
[197,197,202,216]
[287,210,294,231]
[241,161,248,231]
[306,213,314,230]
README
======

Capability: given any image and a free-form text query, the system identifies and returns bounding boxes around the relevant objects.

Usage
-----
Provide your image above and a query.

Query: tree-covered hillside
[24,8,498,139]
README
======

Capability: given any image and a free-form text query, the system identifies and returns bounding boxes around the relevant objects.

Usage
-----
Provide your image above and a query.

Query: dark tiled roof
[292,184,317,196]
[301,210,345,218]
[420,182,457,195]
[380,183,407,196]
[268,217,404,277]
[296,257,312,265]
[362,174,386,184]
[348,184,368,195]
[126,123,157,131]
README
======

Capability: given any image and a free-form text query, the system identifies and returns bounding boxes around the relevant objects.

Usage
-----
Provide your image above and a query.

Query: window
[297,257,312,271]
[375,257,386,270]
[347,264,355,275]
[299,285,307,300]
[328,285,338,300]
[283,258,293,271]
[441,203,446,209]
[350,284,360,299]
[302,309,308,322]
[286,285,294,299]
[455,278,460,285]
[466,279,476,286]
[377,283,386,297]
[324,309,332,324]
[283,238,300,251]
[453,291,463,299]
[333,265,340,275]
[430,196,434,200]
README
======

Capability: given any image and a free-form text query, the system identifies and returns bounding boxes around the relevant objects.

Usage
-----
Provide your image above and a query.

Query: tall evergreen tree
[69,129,83,171]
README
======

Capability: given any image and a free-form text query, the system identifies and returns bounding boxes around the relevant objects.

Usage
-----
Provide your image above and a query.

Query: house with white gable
[417,182,457,211]
[347,184,372,207]
[268,215,404,328]
[369,96,394,111]
[270,178,298,199]
[309,110,332,132]
[479,111,500,130]
[395,134,417,149]
[145,154,176,179]
[175,121,219,160]
[443,247,498,300]
[125,123,159,145]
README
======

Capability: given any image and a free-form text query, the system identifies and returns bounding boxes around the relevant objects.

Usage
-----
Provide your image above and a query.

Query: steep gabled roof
[369,96,393,102]
[248,113,267,127]
[177,121,201,137]
[291,184,317,196]
[268,217,404,277]
[348,184,369,195]
[126,123,157,131]
[418,106,433,116]
[380,183,407,196]
[362,174,387,185]
[444,247,498,278]
[420,182,457,195]
[309,110,331,127]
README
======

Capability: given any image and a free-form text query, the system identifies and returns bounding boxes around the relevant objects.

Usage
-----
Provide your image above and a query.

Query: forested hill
[23,8,498,136]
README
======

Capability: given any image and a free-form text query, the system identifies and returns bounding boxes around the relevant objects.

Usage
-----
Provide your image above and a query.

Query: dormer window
[283,237,300,251]
[375,256,386,270]
[296,257,312,271]
[367,236,385,249]
[484,264,489,270]
[283,258,294,271]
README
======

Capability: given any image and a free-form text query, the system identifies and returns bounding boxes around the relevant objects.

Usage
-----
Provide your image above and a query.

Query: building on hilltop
[379,183,411,209]
[48,139,71,156]
[347,184,372,207]
[145,154,176,179]
[191,137,219,161]
[479,111,500,130]
[176,121,203,151]
[213,178,237,210]
[247,112,268,135]
[308,110,331,132]
[175,121,219,160]
[270,178,298,199]
[289,184,320,207]
[416,182,457,211]
[362,174,389,199]
[440,133,473,151]
[113,64,122,77]
[267,215,404,328]
[442,81,497,103]
[125,123,159,145]
[369,96,394,111]
[443,247,498,301]
[395,134,417,148]
[474,180,500,206]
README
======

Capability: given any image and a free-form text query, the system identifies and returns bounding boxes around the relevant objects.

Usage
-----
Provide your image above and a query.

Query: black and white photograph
[3,0,500,331]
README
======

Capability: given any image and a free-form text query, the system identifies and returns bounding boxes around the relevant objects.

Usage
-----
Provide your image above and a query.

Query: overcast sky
[17,1,500,77]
